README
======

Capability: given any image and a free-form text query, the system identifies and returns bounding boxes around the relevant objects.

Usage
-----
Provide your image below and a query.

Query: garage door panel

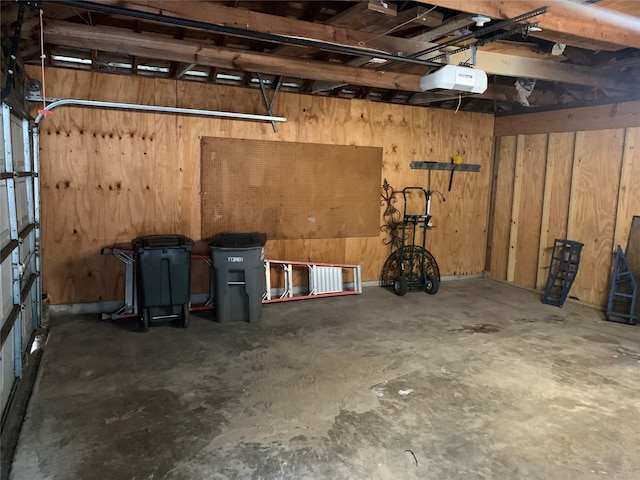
[0,180,9,248]
[1,323,17,414]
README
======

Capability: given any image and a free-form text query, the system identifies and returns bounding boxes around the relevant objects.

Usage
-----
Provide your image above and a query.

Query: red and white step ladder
[264,260,362,303]
[100,248,362,319]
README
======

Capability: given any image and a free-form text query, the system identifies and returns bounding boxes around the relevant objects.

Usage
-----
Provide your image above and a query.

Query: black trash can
[209,232,267,323]
[134,234,193,331]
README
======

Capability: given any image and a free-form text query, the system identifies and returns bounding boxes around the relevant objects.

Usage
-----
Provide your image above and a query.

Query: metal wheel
[380,245,440,289]
[394,276,408,296]
[424,275,440,295]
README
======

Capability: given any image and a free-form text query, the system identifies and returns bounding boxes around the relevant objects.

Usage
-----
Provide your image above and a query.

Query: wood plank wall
[490,102,640,308]
[29,67,494,305]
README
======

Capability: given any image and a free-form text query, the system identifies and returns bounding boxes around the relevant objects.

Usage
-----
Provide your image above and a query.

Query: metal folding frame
[606,245,637,325]
[99,247,137,320]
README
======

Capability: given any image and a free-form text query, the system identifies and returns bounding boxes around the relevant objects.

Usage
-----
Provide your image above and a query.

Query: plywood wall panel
[30,67,493,304]
[513,134,548,289]
[536,132,575,289]
[297,95,352,146]
[613,128,640,251]
[463,112,495,274]
[492,104,639,308]
[567,129,624,306]
[422,108,491,276]
[488,136,517,280]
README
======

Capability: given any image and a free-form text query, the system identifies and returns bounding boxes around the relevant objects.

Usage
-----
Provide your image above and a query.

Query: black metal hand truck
[392,186,445,296]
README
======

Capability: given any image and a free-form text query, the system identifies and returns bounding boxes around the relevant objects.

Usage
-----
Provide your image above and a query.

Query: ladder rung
[613,293,634,298]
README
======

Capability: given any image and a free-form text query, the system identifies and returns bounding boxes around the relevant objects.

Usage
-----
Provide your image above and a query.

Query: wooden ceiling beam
[476,83,560,106]
[93,0,430,56]
[410,82,559,106]
[444,50,632,91]
[300,47,631,91]
[42,19,634,92]
[82,1,635,90]
[328,2,443,33]
[176,62,197,79]
[91,49,98,71]
[42,21,424,91]
[359,86,374,99]
[415,0,640,50]
[272,2,442,58]
[301,78,316,93]
[410,13,474,43]
[207,66,217,83]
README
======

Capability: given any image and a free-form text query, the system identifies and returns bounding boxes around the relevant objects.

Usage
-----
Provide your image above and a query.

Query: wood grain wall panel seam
[513,134,547,289]
[488,135,517,280]
[613,127,630,252]
[536,132,575,291]
[484,135,500,272]
[536,133,552,290]
[566,132,580,241]
[506,135,524,283]
[613,127,640,251]
[564,133,576,240]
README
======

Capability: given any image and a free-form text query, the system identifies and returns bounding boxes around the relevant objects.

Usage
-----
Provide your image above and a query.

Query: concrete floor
[9,278,640,480]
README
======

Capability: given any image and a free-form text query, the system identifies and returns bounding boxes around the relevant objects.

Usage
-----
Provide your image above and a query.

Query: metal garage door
[1,102,41,422]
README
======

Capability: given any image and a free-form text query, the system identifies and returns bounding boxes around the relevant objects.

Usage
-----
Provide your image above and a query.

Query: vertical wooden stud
[613,128,638,251]
[506,134,524,282]
[536,134,552,290]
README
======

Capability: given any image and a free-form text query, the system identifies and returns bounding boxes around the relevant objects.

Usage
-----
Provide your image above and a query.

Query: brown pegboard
[201,137,382,240]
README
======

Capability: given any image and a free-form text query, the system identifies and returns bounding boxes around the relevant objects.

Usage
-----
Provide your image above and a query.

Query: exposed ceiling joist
[175,62,197,79]
[410,13,474,43]
[438,50,632,91]
[43,21,424,91]
[328,1,443,33]
[273,1,442,58]
[10,0,640,113]
[417,0,640,50]
[93,0,430,57]
[477,83,560,106]
[42,13,634,93]
[77,0,634,91]
[409,83,561,108]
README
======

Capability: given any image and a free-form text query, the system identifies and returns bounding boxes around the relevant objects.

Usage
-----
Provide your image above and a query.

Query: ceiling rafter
[416,0,640,50]
[409,13,474,43]
[92,0,431,57]
[42,19,635,93]
[42,20,424,91]
[9,1,640,113]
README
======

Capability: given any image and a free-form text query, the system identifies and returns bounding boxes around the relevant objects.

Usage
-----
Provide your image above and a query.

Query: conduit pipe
[33,97,287,126]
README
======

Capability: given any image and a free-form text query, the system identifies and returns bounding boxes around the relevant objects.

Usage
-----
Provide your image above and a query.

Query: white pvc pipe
[34,98,287,126]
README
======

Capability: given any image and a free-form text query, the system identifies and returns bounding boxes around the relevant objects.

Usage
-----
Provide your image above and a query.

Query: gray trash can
[134,234,193,331]
[209,232,267,323]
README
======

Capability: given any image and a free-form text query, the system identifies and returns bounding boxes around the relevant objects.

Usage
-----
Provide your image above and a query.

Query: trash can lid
[134,234,194,250]
[209,232,267,248]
